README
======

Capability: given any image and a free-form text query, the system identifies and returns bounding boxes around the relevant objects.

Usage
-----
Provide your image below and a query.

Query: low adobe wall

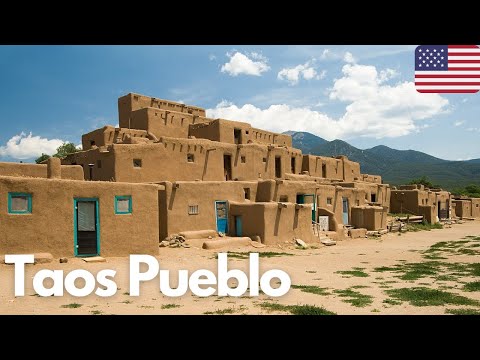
[0,162,84,180]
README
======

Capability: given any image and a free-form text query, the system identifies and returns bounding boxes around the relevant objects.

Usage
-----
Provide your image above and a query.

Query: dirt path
[1,220,479,315]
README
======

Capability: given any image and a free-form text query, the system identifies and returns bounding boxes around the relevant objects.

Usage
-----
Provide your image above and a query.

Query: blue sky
[0,45,479,161]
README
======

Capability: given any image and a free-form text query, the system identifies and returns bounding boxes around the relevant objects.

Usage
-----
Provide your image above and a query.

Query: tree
[53,142,79,158]
[35,153,51,164]
[407,176,435,188]
[34,142,79,164]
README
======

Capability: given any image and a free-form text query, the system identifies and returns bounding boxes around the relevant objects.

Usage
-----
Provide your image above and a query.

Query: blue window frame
[115,195,132,214]
[8,192,32,214]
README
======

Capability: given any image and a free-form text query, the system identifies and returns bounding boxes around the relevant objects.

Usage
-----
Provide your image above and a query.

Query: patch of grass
[335,269,369,278]
[457,248,480,255]
[423,254,448,260]
[436,275,456,282]
[464,281,480,292]
[383,298,402,306]
[90,310,104,315]
[121,300,132,304]
[334,288,373,307]
[371,309,380,313]
[291,285,330,296]
[398,262,439,280]
[351,285,370,289]
[204,305,246,315]
[216,251,294,259]
[123,292,130,296]
[306,270,317,273]
[139,305,154,309]
[445,308,480,315]
[374,266,401,273]
[386,287,480,307]
[61,303,82,309]
[258,302,336,315]
[161,304,181,309]
[407,222,443,232]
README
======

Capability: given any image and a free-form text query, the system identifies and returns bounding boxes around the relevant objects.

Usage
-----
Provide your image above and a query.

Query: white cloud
[221,51,270,77]
[277,60,326,85]
[209,54,217,61]
[320,49,331,59]
[208,62,449,140]
[454,120,465,127]
[467,127,480,132]
[343,51,356,63]
[0,132,64,160]
[378,69,399,83]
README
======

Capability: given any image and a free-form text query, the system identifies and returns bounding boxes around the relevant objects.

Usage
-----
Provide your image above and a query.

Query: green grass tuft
[291,285,330,296]
[334,288,373,307]
[386,287,480,307]
[463,281,480,292]
[61,303,82,309]
[161,304,181,309]
[259,302,336,315]
[335,269,369,278]
[445,308,480,315]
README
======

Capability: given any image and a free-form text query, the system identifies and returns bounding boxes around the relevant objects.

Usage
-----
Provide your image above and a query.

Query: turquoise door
[215,201,228,234]
[235,216,243,237]
[74,198,100,257]
[342,197,349,225]
[297,194,316,222]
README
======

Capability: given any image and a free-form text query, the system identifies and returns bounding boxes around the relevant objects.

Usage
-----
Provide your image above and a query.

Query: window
[134,95,139,101]
[97,160,102,169]
[8,193,32,214]
[90,140,96,146]
[241,156,246,163]
[187,154,195,163]
[262,157,267,163]
[246,130,249,135]
[188,205,199,215]
[133,159,142,168]
[356,200,360,206]
[279,195,288,202]
[327,197,332,205]
[371,194,376,203]
[115,196,132,214]
[244,188,251,200]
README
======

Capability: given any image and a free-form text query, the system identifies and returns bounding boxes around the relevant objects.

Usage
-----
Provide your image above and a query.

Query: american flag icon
[415,45,480,93]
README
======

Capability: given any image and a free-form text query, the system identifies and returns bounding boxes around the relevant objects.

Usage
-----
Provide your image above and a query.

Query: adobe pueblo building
[1,92,392,258]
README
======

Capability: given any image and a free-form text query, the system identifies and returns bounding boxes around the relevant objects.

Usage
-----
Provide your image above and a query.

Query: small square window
[241,156,246,163]
[244,188,251,200]
[187,154,195,162]
[188,205,199,215]
[115,196,132,214]
[279,195,288,202]
[246,130,249,135]
[262,157,267,163]
[356,200,360,206]
[327,197,332,205]
[90,140,96,146]
[134,95,139,101]
[97,160,102,169]
[133,159,142,168]
[8,193,32,214]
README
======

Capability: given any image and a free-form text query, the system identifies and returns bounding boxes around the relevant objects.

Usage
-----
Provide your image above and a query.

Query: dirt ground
[1,220,479,315]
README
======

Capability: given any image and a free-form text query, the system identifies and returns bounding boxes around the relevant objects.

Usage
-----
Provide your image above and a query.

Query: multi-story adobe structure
[0,93,391,258]
[390,184,453,223]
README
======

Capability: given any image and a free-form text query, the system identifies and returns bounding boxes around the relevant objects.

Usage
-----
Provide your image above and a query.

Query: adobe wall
[109,139,301,183]
[0,176,159,257]
[62,148,116,181]
[230,202,315,245]
[126,107,211,140]
[351,206,387,230]
[302,155,344,180]
[453,198,480,218]
[360,174,382,184]
[158,181,258,239]
[82,126,149,151]
[0,162,84,181]
[118,93,206,126]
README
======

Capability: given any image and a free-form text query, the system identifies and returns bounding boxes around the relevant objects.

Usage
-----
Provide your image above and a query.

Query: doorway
[322,163,327,178]
[275,156,281,178]
[342,197,349,225]
[296,194,316,222]
[223,154,232,181]
[215,201,228,234]
[234,128,242,144]
[74,198,99,257]
[235,216,243,237]
[291,157,296,173]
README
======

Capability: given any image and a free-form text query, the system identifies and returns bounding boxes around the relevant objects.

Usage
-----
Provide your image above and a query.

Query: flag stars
[433,64,436,67]
[426,64,429,67]
[441,49,444,52]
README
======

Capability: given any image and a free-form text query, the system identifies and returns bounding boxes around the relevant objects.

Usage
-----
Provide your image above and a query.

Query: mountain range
[285,131,480,190]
